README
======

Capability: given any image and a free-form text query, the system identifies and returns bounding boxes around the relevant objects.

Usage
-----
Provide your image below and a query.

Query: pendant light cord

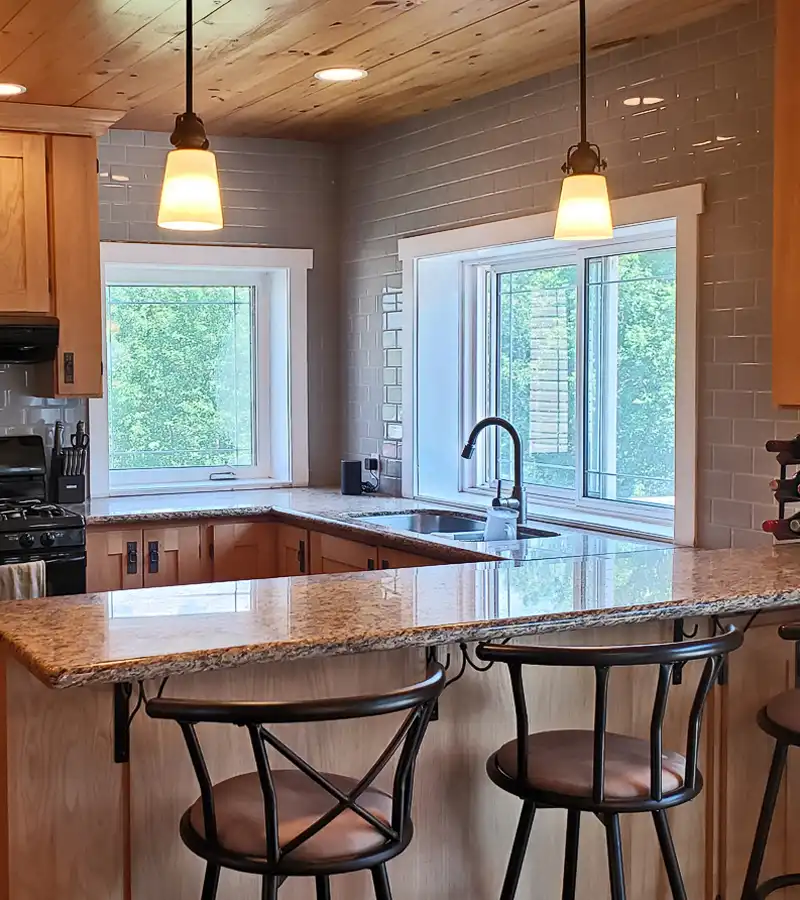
[579,0,587,144]
[185,0,193,115]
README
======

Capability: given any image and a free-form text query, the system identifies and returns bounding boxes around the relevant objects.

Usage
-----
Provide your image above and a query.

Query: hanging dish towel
[0,560,46,600]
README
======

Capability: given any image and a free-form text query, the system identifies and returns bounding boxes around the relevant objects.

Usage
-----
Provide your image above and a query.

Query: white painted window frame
[398,184,703,546]
[90,243,312,498]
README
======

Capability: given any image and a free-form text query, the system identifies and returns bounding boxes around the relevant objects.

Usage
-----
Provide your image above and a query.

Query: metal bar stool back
[146,663,445,900]
[476,625,742,900]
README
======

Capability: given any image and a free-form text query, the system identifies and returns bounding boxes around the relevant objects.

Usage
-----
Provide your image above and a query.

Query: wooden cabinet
[87,524,208,592]
[141,526,208,588]
[309,532,378,574]
[0,132,49,314]
[275,523,309,576]
[378,547,438,570]
[210,521,275,582]
[0,130,103,397]
[48,134,102,397]
[86,527,143,592]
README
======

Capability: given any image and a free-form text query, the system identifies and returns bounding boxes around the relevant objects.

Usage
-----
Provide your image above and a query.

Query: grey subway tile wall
[341,0,779,547]
[98,130,341,486]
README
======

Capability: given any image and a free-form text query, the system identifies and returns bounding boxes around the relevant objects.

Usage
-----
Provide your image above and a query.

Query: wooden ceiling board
[0,0,753,140]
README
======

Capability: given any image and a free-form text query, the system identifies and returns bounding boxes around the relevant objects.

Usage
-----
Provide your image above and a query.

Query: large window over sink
[400,186,701,543]
[90,243,312,498]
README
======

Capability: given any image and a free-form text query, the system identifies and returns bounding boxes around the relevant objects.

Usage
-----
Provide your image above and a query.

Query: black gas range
[0,436,86,596]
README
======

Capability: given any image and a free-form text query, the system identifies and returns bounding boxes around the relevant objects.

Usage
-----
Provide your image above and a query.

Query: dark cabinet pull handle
[297,539,306,574]
[148,541,159,574]
[126,542,138,575]
[367,558,376,570]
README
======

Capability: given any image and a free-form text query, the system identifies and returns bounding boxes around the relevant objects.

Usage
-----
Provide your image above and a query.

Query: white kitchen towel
[0,560,46,600]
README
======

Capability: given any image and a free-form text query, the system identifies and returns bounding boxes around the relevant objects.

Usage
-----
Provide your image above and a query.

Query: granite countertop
[3,545,800,689]
[77,487,664,563]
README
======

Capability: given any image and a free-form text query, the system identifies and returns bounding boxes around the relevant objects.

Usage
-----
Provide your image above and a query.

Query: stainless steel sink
[352,511,558,541]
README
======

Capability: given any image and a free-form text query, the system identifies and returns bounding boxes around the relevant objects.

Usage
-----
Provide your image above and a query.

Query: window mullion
[575,250,589,506]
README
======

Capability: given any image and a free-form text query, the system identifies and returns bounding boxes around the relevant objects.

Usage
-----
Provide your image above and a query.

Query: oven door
[0,549,86,597]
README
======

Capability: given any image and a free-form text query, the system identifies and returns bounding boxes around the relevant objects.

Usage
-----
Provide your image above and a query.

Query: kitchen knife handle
[148,541,159,574]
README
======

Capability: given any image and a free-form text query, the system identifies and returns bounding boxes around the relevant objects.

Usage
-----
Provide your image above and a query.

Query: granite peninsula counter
[4,543,800,900]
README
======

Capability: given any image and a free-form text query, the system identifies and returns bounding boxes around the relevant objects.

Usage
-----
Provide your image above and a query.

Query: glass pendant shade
[554,173,613,241]
[158,148,223,231]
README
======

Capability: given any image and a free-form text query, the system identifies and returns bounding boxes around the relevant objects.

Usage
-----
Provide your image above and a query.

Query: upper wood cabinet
[0,133,49,314]
[309,532,378,575]
[211,522,276,582]
[47,135,102,397]
[0,130,102,398]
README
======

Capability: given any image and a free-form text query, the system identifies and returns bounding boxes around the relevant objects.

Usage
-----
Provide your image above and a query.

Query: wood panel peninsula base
[2,612,800,900]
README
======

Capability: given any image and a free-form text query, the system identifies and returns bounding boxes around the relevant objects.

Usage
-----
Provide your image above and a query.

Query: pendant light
[157,0,223,231]
[554,0,612,241]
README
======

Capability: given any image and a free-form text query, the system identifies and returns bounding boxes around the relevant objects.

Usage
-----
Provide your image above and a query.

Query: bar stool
[741,623,800,900]
[146,663,445,900]
[476,626,742,900]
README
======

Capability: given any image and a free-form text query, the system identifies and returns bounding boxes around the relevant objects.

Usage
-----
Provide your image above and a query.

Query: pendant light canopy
[554,0,612,241]
[158,0,223,231]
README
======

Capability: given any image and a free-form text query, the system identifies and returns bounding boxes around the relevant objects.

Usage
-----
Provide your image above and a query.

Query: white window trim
[90,242,312,498]
[398,184,703,546]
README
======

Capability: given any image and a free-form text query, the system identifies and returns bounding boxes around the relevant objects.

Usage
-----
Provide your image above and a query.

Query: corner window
[90,244,312,498]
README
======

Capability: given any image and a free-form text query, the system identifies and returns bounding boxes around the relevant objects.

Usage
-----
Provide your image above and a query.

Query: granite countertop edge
[17,587,800,690]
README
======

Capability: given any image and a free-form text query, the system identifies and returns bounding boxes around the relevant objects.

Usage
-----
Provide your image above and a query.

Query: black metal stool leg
[200,863,220,900]
[742,741,789,900]
[500,799,537,900]
[315,875,331,900]
[562,810,581,900]
[604,813,627,900]
[371,864,393,900]
[261,875,279,900]
[653,810,687,900]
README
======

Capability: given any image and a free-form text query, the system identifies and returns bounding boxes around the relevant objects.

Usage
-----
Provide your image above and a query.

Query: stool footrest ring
[754,873,800,899]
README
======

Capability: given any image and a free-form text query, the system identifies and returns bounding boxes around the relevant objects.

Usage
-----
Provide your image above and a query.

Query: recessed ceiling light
[623,95,664,107]
[716,134,736,142]
[0,83,26,97]
[313,67,368,82]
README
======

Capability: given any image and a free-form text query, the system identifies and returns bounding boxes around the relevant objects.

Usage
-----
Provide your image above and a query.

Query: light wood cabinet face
[211,522,276,582]
[275,524,309,576]
[141,525,208,588]
[0,132,49,314]
[309,531,378,574]
[378,547,438,570]
[86,528,143,592]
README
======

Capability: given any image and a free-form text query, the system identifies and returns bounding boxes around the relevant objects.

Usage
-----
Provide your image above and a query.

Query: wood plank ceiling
[0,0,750,140]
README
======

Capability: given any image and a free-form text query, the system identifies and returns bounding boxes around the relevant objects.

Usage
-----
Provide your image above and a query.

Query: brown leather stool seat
[765,690,800,734]
[495,729,687,800]
[189,769,394,863]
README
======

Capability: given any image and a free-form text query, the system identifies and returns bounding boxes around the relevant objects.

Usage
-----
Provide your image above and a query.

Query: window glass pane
[585,248,676,507]
[495,265,577,491]
[106,284,255,471]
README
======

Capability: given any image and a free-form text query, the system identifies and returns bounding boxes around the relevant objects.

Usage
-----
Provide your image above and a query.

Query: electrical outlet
[364,456,379,472]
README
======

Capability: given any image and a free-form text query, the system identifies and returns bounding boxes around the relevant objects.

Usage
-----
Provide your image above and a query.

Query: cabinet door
[86,528,143,592]
[211,522,275,582]
[379,547,439,570]
[309,532,378,575]
[0,132,49,313]
[48,135,102,397]
[275,524,309,576]
[142,525,208,589]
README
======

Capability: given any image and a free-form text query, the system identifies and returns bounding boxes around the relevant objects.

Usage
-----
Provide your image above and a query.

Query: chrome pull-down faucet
[461,416,527,524]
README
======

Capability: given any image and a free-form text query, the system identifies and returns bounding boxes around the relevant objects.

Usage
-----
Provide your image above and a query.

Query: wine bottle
[766,435,800,458]
[771,474,800,502]
[763,515,800,540]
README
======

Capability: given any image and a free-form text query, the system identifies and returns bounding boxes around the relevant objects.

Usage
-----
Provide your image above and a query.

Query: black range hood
[0,315,58,364]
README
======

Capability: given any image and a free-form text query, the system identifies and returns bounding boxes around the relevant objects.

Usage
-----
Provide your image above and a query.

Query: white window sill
[413,490,675,543]
[105,478,292,498]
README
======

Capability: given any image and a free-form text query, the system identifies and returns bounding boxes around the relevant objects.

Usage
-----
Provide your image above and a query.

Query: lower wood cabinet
[210,521,275,582]
[310,532,378,574]
[274,523,309,576]
[378,547,438,570]
[87,524,208,592]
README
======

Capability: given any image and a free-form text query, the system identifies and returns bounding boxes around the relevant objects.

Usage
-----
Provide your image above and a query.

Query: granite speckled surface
[3,545,800,689]
[78,487,663,562]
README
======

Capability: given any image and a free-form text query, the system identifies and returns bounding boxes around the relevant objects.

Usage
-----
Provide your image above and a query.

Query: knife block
[56,474,85,504]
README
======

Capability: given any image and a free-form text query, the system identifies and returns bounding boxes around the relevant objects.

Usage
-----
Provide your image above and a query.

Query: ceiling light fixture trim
[0,83,26,97]
[313,67,368,82]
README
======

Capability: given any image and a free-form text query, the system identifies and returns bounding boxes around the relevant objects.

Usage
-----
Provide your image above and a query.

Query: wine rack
[763,436,800,540]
